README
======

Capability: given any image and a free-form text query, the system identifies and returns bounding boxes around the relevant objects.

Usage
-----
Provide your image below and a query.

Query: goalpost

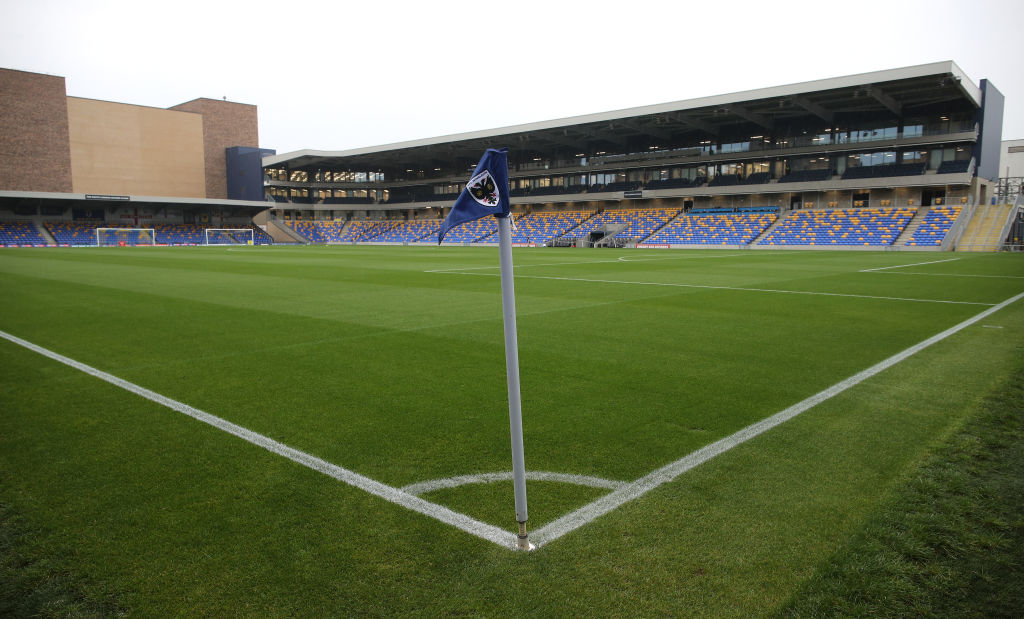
[95,227,156,247]
[204,228,255,246]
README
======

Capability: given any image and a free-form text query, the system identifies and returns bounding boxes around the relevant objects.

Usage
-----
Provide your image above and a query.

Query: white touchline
[859,257,962,272]
[0,330,518,551]
[529,290,1024,547]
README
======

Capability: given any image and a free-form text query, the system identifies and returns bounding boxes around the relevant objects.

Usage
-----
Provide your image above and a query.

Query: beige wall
[67,97,206,197]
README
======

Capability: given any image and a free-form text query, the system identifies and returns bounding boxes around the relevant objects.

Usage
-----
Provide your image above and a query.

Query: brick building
[0,67,274,237]
[0,67,260,199]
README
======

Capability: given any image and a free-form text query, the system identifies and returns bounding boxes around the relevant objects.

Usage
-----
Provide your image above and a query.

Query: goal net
[95,227,156,247]
[204,228,255,246]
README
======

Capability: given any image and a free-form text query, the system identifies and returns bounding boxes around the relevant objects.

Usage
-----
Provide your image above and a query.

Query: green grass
[1,246,1022,615]
[778,357,1024,617]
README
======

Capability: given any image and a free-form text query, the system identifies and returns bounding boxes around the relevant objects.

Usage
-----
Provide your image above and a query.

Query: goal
[95,227,156,247]
[204,228,255,246]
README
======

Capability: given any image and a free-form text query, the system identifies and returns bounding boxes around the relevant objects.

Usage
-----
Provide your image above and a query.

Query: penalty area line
[0,330,519,551]
[433,270,993,306]
[530,289,1024,547]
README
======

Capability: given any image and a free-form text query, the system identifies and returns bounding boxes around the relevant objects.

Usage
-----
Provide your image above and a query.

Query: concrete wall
[0,68,73,192]
[999,139,1024,178]
[67,97,207,197]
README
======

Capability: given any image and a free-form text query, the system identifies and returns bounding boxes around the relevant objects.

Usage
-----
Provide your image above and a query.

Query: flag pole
[496,214,531,551]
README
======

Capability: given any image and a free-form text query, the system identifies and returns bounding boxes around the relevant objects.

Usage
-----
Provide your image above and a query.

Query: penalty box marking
[3,289,1021,552]
[860,257,1024,279]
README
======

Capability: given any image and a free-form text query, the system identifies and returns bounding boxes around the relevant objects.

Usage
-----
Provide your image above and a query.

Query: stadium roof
[263,61,982,173]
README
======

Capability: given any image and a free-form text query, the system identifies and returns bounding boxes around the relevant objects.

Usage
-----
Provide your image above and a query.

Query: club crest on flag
[467,170,500,207]
[437,148,510,244]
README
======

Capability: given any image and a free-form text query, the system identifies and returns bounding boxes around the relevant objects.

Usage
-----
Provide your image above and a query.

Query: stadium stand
[741,172,771,185]
[373,219,442,243]
[322,197,374,205]
[561,208,679,242]
[707,174,742,187]
[907,206,963,246]
[643,177,706,190]
[646,210,778,245]
[510,211,594,245]
[777,169,831,183]
[287,221,333,243]
[758,207,916,246]
[45,222,272,246]
[0,221,48,246]
[616,208,680,240]
[601,181,643,193]
[936,159,972,174]
[154,223,205,245]
[840,162,926,180]
[441,217,501,243]
[47,221,101,245]
[251,227,273,245]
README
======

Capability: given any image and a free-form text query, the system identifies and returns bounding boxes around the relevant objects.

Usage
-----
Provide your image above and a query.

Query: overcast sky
[3,0,1023,155]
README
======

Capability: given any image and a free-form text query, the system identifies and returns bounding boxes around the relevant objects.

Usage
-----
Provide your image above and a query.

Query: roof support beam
[866,85,902,116]
[790,95,834,123]
[530,129,589,150]
[668,113,719,137]
[579,122,629,148]
[725,104,773,130]
[619,119,671,142]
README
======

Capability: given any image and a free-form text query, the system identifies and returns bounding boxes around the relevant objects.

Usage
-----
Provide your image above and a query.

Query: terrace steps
[35,222,56,245]
[750,210,790,245]
[958,203,1014,251]
[895,207,929,246]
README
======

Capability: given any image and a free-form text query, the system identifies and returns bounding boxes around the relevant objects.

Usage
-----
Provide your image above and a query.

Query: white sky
[3,0,1023,155]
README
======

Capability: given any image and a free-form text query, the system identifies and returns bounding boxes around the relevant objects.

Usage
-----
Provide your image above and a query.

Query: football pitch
[2,245,1023,615]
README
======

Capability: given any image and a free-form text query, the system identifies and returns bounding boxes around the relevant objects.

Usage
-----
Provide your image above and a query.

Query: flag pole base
[516,521,534,551]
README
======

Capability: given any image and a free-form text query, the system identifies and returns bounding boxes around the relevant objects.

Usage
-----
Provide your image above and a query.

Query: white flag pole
[496,214,532,551]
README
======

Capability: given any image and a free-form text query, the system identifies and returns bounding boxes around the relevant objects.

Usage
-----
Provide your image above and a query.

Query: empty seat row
[907,206,963,246]
[758,208,915,246]
[646,213,777,245]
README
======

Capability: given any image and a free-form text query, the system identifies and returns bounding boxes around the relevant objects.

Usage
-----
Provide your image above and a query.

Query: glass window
[848,151,896,167]
[719,141,750,153]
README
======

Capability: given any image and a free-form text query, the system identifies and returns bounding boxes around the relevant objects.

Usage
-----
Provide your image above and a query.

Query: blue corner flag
[438,148,510,244]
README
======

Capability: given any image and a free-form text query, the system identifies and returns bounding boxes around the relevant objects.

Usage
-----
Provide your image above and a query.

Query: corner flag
[438,147,532,550]
[437,148,510,244]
